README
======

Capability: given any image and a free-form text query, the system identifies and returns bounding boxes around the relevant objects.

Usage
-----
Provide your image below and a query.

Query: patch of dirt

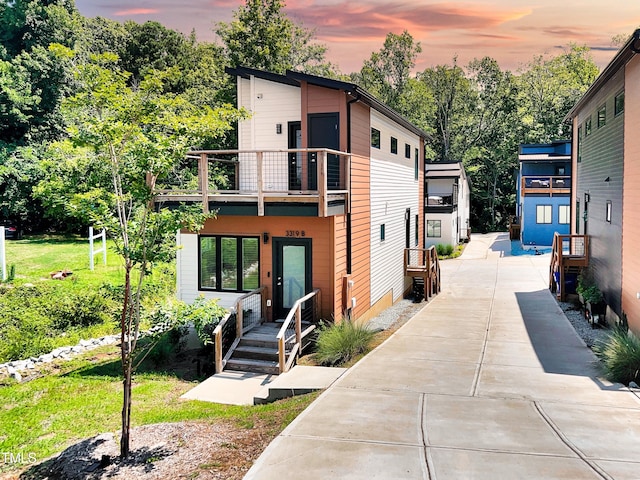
[6,420,277,480]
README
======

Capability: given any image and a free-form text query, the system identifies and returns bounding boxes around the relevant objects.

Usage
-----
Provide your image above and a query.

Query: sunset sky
[74,0,640,73]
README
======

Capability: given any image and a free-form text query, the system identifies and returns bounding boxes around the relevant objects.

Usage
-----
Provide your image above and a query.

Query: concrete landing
[180,365,346,406]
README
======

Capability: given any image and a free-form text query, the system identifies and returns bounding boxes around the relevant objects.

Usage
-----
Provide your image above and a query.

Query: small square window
[615,92,624,116]
[380,224,386,241]
[597,105,606,128]
[606,200,612,223]
[585,117,592,136]
[536,205,552,224]
[427,220,441,237]
[371,128,380,149]
[391,137,397,154]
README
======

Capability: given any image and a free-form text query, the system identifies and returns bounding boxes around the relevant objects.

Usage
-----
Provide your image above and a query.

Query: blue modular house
[516,140,571,246]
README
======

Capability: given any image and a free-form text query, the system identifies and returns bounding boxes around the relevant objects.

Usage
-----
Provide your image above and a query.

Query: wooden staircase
[549,233,589,301]
[225,323,282,375]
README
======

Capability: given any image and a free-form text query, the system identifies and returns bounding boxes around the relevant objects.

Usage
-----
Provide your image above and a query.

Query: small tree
[52,44,245,458]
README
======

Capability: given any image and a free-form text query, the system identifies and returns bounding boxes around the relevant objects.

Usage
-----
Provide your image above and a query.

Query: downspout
[346,92,361,275]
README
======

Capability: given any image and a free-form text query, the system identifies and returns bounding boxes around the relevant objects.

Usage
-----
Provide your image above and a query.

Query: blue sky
[74,0,640,73]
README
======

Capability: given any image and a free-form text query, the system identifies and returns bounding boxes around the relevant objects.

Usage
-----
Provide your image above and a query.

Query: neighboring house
[516,141,572,247]
[161,66,429,325]
[424,161,471,248]
[564,28,640,333]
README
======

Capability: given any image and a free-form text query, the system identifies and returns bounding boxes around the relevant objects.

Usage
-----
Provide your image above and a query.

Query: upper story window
[577,126,582,163]
[615,92,625,116]
[414,148,419,180]
[371,128,381,149]
[597,105,606,128]
[558,205,570,224]
[405,143,411,158]
[536,205,552,224]
[391,137,398,154]
[585,116,592,136]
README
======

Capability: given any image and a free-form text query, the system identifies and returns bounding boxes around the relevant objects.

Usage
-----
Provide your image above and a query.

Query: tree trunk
[120,267,132,458]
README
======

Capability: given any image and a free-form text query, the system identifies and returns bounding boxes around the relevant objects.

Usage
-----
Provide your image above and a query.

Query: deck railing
[213,286,267,373]
[549,233,589,301]
[404,247,441,300]
[276,289,321,374]
[521,175,570,195]
[155,148,351,217]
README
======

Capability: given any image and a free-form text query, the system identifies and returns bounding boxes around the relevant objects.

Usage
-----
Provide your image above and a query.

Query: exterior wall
[349,102,372,320]
[622,56,640,334]
[521,195,570,246]
[177,216,337,320]
[369,110,421,305]
[425,212,456,247]
[427,178,454,197]
[459,178,471,240]
[575,69,624,316]
[237,76,301,191]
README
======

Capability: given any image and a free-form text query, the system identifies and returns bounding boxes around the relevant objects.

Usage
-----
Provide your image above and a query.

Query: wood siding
[622,56,640,334]
[575,69,624,316]
[178,216,336,320]
[349,102,372,319]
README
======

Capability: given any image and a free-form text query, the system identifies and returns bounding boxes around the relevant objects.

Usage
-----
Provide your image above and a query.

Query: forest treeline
[1,0,603,233]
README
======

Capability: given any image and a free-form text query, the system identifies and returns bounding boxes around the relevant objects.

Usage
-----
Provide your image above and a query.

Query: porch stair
[225,323,281,375]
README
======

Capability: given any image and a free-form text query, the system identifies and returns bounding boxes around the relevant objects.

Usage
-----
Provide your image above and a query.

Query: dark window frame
[198,235,260,292]
[380,224,386,241]
[405,143,411,158]
[390,136,398,154]
[615,92,625,116]
[597,105,606,128]
[414,148,419,180]
[577,126,582,163]
[371,128,381,149]
[585,116,592,136]
[414,214,419,246]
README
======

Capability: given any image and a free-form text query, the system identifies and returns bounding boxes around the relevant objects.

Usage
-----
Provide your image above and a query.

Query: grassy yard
[0,349,316,476]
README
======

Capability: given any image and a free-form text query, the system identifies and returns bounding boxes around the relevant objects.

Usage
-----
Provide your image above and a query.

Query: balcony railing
[155,148,351,217]
[521,176,570,196]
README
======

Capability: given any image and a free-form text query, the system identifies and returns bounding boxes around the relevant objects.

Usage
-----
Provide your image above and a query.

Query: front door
[273,238,312,319]
[307,113,340,190]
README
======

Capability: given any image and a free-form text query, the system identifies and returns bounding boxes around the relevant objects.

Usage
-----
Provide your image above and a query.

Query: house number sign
[285,230,306,237]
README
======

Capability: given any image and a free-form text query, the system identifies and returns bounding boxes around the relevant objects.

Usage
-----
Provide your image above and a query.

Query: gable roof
[225,66,430,140]
[564,29,640,121]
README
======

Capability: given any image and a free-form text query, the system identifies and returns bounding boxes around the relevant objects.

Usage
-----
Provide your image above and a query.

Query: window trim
[558,205,570,225]
[414,148,419,180]
[198,235,260,292]
[615,91,625,117]
[606,200,612,223]
[585,116,592,136]
[536,205,552,224]
[380,224,386,241]
[597,105,606,129]
[390,136,398,154]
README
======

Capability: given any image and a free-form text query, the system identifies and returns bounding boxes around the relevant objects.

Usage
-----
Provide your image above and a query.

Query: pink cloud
[113,8,160,16]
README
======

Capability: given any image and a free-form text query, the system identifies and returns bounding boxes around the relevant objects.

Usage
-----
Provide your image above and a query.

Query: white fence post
[0,226,6,281]
[89,227,107,271]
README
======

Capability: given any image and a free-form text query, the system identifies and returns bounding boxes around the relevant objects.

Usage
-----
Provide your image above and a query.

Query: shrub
[436,244,454,257]
[594,328,640,385]
[313,319,376,367]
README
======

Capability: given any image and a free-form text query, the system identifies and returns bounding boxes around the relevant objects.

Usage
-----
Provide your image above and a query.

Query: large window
[199,236,259,291]
[536,205,552,224]
[558,205,570,224]
[427,220,441,237]
[371,128,380,149]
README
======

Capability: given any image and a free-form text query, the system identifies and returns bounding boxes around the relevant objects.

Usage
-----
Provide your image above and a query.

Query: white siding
[425,213,456,247]
[176,233,242,309]
[370,159,419,304]
[237,76,301,191]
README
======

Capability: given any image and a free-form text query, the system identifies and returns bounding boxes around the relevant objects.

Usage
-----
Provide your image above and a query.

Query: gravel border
[556,297,611,349]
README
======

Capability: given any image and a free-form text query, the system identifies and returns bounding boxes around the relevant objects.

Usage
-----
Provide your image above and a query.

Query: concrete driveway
[244,233,640,479]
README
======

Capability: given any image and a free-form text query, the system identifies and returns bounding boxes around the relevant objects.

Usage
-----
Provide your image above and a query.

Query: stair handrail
[213,285,267,373]
[276,288,321,374]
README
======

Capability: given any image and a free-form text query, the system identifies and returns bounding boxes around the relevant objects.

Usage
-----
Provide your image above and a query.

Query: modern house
[424,161,471,248]
[515,141,572,247]
[564,28,640,334]
[155,67,434,372]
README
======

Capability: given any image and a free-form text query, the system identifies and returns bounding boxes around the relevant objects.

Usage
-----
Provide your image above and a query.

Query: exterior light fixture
[263,232,269,244]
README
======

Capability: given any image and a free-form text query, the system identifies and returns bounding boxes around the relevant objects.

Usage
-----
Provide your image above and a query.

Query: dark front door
[288,122,302,190]
[308,113,339,190]
[273,238,312,319]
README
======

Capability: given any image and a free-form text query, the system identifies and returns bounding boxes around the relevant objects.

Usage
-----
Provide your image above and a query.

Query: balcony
[425,192,458,213]
[154,149,351,217]
[521,175,570,196]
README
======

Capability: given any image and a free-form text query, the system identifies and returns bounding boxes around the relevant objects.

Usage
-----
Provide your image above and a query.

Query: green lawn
[0,350,316,475]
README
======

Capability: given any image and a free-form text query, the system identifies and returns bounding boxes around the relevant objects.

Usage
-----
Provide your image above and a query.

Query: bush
[436,244,454,257]
[313,319,376,367]
[594,328,640,385]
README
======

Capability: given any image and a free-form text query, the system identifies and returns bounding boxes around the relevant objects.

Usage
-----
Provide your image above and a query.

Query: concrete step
[226,358,280,375]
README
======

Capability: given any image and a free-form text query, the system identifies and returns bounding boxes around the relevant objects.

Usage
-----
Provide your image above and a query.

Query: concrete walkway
[244,233,640,480]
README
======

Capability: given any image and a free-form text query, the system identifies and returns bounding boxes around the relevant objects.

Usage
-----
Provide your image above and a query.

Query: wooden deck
[549,233,589,301]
